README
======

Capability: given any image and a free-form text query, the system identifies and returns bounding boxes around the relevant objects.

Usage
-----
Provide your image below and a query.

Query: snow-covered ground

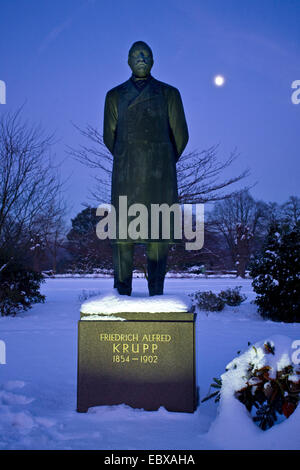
[0,278,299,450]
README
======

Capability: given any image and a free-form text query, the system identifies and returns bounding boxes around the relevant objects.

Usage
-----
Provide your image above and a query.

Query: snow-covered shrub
[0,260,45,316]
[78,289,102,301]
[190,287,247,312]
[203,336,300,431]
[190,290,225,312]
[250,223,300,322]
[187,265,205,274]
[219,286,247,306]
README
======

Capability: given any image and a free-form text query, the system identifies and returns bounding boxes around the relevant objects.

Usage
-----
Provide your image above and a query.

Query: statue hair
[128,41,153,58]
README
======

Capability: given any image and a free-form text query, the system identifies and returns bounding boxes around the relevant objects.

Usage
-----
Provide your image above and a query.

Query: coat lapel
[118,79,139,108]
[127,77,161,108]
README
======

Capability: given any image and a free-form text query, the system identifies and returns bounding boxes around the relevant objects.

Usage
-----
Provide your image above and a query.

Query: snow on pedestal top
[80,289,192,315]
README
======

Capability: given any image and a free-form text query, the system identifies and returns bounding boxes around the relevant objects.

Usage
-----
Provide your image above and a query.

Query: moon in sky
[214,75,225,87]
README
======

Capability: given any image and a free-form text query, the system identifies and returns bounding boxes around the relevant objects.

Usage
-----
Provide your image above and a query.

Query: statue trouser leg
[112,243,134,295]
[146,242,169,296]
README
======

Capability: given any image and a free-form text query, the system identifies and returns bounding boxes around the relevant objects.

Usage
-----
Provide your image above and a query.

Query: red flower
[282,401,296,418]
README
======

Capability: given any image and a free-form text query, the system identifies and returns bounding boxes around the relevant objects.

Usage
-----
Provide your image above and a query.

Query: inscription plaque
[77,311,196,413]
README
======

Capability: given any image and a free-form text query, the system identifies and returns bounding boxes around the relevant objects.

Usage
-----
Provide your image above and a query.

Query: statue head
[128,41,154,78]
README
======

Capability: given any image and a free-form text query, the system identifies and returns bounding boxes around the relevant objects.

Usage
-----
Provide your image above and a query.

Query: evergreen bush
[0,260,45,316]
[219,286,247,306]
[190,290,225,312]
[250,223,300,322]
[190,287,247,312]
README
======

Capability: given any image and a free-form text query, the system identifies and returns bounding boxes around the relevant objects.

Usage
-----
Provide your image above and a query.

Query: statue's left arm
[103,89,118,154]
[167,87,189,162]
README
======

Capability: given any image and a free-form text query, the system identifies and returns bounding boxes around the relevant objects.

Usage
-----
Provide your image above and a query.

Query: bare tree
[0,108,66,267]
[264,201,282,226]
[176,145,250,204]
[68,124,250,205]
[28,197,68,272]
[68,124,113,203]
[281,196,300,227]
[209,190,268,277]
[45,213,68,274]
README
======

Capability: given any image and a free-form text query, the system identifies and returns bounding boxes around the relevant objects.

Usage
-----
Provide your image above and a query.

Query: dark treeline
[1,110,299,316]
[0,110,299,279]
[26,192,299,279]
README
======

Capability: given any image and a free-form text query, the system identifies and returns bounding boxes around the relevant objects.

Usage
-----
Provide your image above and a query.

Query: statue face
[128,43,154,78]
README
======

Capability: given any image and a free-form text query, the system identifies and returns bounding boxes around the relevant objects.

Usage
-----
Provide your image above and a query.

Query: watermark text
[96,197,204,251]
[291,80,300,104]
[0,340,6,365]
[0,80,6,104]
[291,340,300,365]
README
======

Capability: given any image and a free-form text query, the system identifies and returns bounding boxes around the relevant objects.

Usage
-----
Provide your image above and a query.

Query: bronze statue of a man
[103,41,189,296]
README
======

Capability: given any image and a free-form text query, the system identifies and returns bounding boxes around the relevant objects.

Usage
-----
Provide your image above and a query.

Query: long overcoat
[103,75,189,242]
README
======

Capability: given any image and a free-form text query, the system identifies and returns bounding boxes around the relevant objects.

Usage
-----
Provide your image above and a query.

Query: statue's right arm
[103,90,118,154]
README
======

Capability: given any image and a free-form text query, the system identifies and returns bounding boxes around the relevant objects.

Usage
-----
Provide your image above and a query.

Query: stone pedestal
[77,310,196,413]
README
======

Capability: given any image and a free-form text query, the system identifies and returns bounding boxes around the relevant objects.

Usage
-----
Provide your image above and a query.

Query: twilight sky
[1,0,300,219]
